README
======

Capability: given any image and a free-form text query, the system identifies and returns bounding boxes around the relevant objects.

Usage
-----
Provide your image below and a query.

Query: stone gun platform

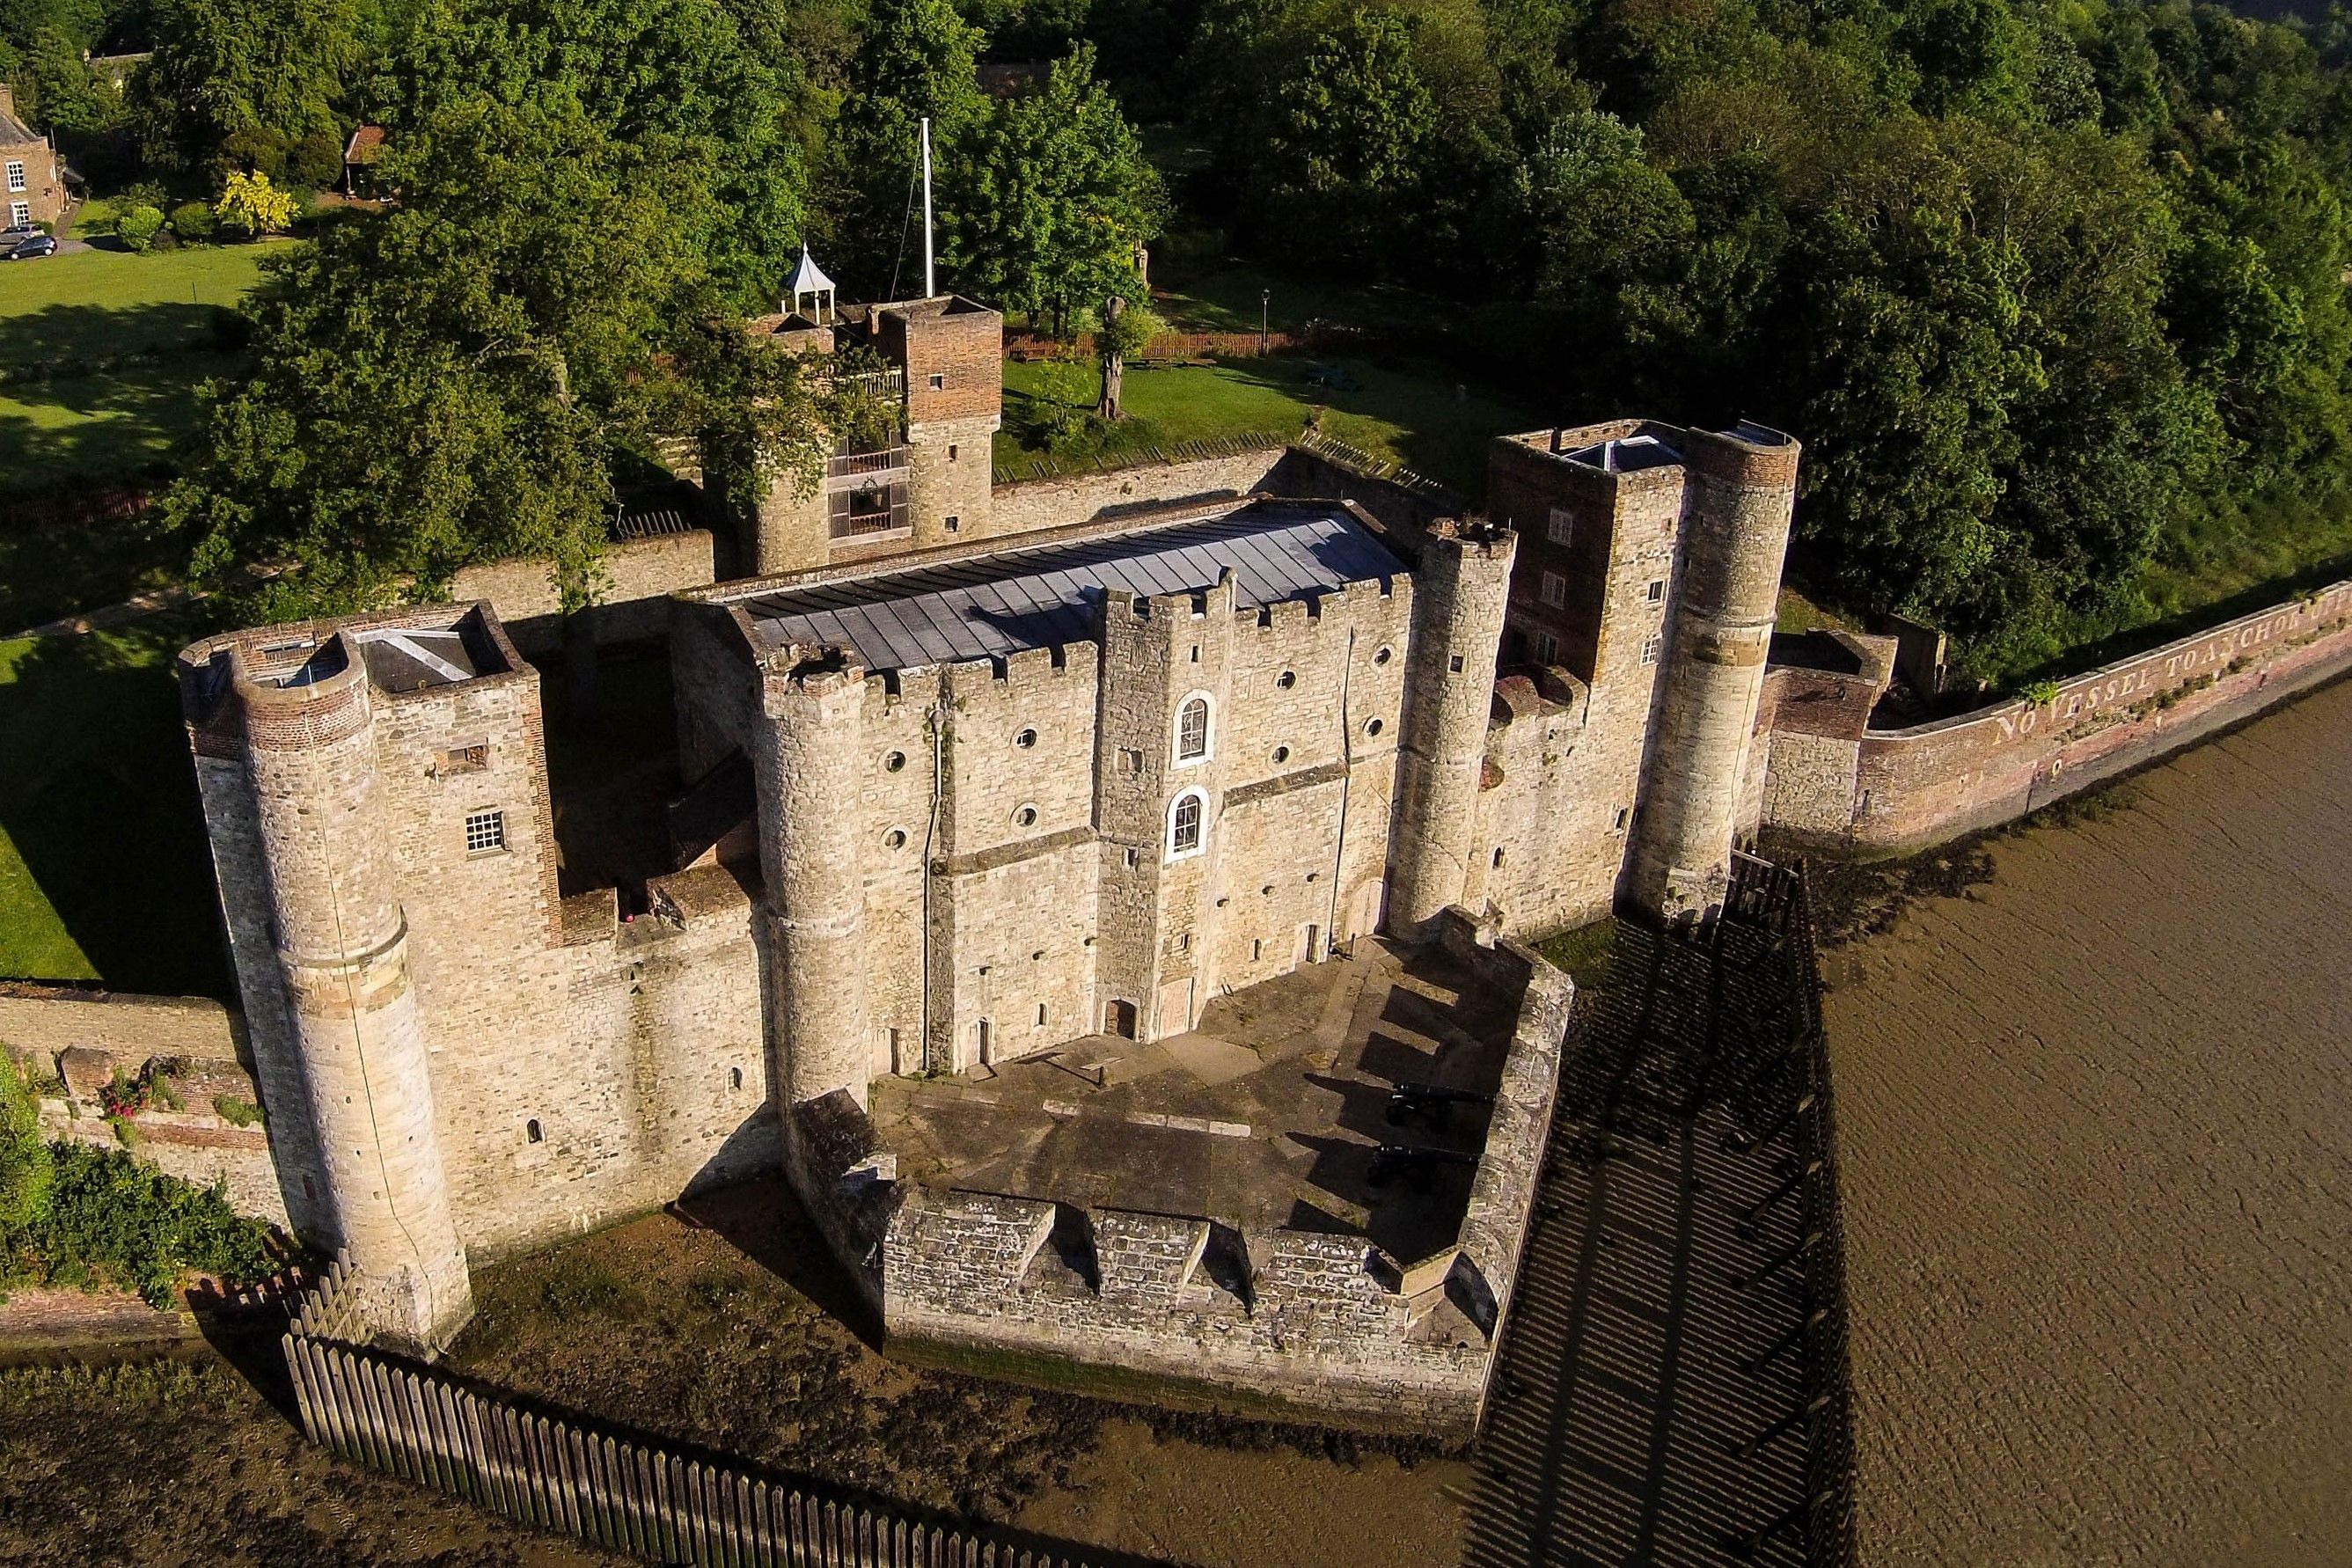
[870,941,1520,1267]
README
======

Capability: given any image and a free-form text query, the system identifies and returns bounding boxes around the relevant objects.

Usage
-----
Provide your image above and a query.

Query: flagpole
[920,116,935,298]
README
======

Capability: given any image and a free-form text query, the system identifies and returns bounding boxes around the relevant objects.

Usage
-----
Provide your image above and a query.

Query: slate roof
[737,502,1403,673]
[0,106,40,146]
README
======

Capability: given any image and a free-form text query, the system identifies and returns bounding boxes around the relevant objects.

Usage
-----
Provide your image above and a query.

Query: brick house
[0,84,65,230]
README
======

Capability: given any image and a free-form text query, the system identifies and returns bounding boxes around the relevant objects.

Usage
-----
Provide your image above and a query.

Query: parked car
[4,234,58,260]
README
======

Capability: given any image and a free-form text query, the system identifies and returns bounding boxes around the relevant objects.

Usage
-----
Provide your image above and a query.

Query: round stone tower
[234,635,472,1352]
[1627,423,1799,921]
[757,648,874,1109]
[1391,520,1516,938]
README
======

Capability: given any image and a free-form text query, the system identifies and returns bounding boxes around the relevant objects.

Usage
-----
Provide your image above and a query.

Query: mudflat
[1822,678,2352,1565]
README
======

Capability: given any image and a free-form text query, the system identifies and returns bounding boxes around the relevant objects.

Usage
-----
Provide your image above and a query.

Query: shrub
[169,201,216,242]
[214,169,297,238]
[115,203,164,252]
[2019,678,2062,707]
[4,1142,275,1307]
[0,1057,53,1232]
[211,1095,263,1128]
[288,130,344,189]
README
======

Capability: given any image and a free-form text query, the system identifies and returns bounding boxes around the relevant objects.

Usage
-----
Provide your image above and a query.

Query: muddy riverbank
[1821,677,2352,1565]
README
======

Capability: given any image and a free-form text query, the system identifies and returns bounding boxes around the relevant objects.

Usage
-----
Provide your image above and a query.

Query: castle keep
[178,283,1813,1416]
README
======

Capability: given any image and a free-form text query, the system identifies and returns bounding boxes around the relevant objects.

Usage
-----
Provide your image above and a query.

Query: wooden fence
[1005,329,1302,363]
[282,1264,1114,1568]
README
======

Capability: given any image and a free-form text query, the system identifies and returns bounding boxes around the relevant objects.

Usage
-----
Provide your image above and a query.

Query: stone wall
[989,446,1286,539]
[3,986,289,1228]
[449,530,717,655]
[875,914,1572,1434]
[1761,580,2352,852]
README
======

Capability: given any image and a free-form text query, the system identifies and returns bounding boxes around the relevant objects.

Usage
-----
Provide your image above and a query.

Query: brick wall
[1761,580,2352,851]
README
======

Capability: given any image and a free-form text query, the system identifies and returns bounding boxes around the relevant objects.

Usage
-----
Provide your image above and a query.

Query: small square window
[1646,579,1666,604]
[927,371,945,391]
[440,744,487,774]
[1540,572,1567,608]
[1448,655,1464,673]
[1641,634,1662,665]
[465,809,507,855]
[944,514,960,532]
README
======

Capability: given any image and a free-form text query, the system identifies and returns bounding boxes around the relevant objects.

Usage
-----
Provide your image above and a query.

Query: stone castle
[175,287,1821,1424]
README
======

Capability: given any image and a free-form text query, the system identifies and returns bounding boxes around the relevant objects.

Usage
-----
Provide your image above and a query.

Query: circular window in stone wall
[1272,744,1291,763]
[1014,804,1038,827]
[1015,728,1038,749]
[1365,717,1385,736]
[1373,646,1393,665]
[1277,670,1296,689]
[884,750,907,773]
[883,828,907,849]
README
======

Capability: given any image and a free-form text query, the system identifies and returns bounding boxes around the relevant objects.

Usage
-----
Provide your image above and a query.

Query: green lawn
[0,246,275,630]
[0,244,275,367]
[998,353,1538,502]
[0,619,231,996]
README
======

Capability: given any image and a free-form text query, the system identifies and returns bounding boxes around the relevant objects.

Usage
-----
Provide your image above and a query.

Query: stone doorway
[1103,998,1138,1038]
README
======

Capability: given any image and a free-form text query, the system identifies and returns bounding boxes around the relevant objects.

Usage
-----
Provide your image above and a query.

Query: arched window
[1175,693,1212,764]
[1169,789,1206,858]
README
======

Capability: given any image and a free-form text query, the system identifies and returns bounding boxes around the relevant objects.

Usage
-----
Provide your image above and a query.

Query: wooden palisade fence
[282,1270,1113,1568]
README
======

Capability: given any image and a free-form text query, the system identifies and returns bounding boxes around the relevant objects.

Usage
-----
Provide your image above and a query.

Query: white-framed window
[1174,692,1212,765]
[927,371,945,390]
[1167,788,1207,860]
[1640,634,1662,665]
[7,201,26,228]
[1540,571,1567,608]
[1533,631,1560,664]
[464,809,507,855]
[1646,579,1666,604]
[4,163,23,193]
[1547,507,1574,546]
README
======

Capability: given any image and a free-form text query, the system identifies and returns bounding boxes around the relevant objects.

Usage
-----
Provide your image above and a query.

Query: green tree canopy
[947,44,1164,334]
[818,0,985,292]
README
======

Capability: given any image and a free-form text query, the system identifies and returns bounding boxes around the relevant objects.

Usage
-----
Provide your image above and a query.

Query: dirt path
[1821,679,2352,1566]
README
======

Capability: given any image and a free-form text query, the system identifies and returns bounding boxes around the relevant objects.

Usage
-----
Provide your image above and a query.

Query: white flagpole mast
[920,116,935,298]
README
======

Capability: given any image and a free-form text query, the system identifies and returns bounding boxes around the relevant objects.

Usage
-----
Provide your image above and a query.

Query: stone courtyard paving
[1823,677,2352,1566]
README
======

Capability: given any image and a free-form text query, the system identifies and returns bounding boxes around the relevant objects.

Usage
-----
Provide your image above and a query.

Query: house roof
[344,125,386,165]
[736,502,1404,674]
[788,245,835,297]
[0,106,40,147]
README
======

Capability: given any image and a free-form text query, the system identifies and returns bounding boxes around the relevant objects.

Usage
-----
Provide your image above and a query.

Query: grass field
[0,618,230,996]
[998,353,1537,501]
[0,245,274,630]
[0,244,275,367]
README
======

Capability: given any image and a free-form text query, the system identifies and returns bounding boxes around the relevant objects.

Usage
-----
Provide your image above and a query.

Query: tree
[817,0,985,294]
[1095,294,1161,419]
[948,44,1164,336]
[134,0,363,178]
[161,90,825,621]
[215,167,297,236]
[1247,8,1439,272]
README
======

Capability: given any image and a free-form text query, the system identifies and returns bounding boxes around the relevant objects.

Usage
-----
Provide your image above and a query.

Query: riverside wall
[1759,581,2352,853]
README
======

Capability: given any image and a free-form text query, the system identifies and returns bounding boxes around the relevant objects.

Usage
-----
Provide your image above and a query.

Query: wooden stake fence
[282,1307,1110,1567]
